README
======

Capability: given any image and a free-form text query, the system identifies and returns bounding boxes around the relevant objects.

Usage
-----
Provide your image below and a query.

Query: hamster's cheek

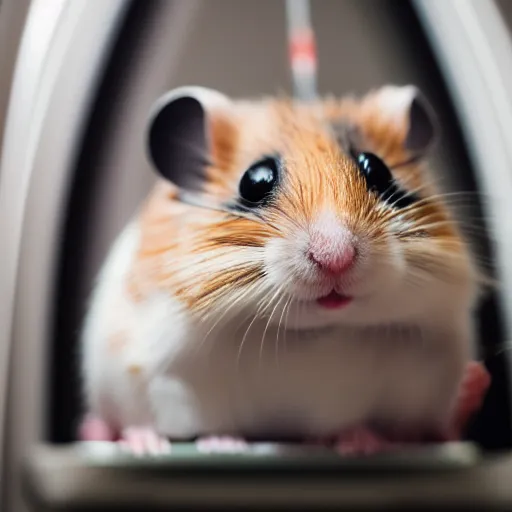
[335,244,410,325]
[343,235,448,325]
[348,236,456,325]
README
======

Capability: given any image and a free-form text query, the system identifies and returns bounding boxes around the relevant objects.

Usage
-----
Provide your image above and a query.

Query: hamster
[79,85,488,455]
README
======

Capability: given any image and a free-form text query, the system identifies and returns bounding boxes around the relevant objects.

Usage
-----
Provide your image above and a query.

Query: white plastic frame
[0,0,128,508]
[413,0,512,338]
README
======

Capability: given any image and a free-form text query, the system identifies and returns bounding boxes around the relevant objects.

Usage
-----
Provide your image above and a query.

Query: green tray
[27,442,512,511]
[74,440,480,472]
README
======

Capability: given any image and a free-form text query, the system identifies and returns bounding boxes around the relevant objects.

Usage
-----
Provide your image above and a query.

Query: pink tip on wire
[286,0,317,101]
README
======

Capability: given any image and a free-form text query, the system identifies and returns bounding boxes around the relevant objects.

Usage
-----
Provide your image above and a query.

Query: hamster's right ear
[146,86,232,192]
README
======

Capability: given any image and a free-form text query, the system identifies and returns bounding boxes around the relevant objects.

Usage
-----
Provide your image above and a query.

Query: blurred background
[3,1,512,510]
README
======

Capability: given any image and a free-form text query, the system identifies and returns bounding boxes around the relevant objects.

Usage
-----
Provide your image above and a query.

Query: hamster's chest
[153,323,440,438]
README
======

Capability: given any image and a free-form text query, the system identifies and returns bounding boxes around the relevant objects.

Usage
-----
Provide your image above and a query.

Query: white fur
[81,218,475,439]
[81,222,151,427]
[374,85,418,126]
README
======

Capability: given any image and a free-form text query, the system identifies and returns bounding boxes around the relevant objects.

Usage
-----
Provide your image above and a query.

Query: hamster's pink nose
[308,239,356,276]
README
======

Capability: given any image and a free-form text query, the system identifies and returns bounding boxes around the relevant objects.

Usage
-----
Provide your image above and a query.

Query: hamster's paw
[440,361,491,441]
[335,426,399,456]
[455,361,491,431]
[118,426,172,456]
[195,436,248,454]
[78,415,117,442]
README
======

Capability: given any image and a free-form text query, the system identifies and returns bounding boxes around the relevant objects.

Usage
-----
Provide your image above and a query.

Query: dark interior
[47,0,511,451]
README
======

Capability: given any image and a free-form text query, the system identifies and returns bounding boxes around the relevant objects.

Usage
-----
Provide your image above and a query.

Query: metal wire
[285,0,317,101]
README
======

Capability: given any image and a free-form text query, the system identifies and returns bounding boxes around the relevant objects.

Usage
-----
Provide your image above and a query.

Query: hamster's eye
[357,152,393,196]
[357,152,416,208]
[239,156,280,206]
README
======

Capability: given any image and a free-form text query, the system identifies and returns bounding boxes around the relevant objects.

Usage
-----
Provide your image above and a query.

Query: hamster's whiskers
[177,191,292,236]
[235,283,287,371]
[181,263,265,313]
[259,287,288,367]
[379,188,483,225]
[275,294,294,367]
[177,191,265,225]
[407,219,490,239]
[194,281,267,357]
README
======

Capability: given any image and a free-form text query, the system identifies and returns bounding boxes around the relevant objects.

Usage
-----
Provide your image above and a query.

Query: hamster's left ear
[146,86,232,192]
[373,85,438,154]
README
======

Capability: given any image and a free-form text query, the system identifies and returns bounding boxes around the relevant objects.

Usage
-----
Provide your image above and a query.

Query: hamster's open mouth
[316,290,353,309]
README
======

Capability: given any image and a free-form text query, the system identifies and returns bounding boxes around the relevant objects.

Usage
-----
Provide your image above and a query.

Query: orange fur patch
[127,364,142,376]
[124,89,476,315]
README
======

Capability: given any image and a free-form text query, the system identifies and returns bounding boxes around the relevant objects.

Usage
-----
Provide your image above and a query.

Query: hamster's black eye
[357,152,393,197]
[239,156,280,206]
[357,152,416,208]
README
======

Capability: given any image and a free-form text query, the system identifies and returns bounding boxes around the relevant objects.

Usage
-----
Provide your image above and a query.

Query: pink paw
[78,415,117,442]
[335,426,399,456]
[118,426,172,456]
[453,361,491,436]
[195,436,248,454]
